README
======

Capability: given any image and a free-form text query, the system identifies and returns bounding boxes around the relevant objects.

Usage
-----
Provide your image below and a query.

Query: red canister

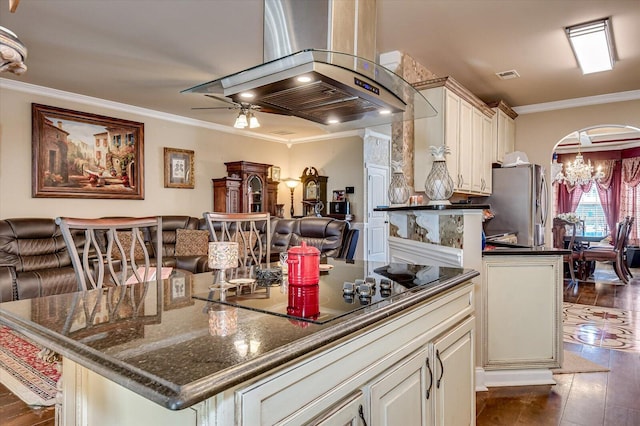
[286,241,320,286]
[287,284,320,318]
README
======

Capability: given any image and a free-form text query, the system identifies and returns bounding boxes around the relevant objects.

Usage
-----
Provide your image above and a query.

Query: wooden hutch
[213,161,279,216]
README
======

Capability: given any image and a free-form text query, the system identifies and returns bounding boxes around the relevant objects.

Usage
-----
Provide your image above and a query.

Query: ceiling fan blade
[191,106,238,110]
[204,94,239,106]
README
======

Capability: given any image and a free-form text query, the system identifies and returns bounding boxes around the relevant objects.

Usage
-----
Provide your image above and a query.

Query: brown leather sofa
[0,215,210,302]
[0,218,78,302]
[265,216,358,260]
[0,215,357,302]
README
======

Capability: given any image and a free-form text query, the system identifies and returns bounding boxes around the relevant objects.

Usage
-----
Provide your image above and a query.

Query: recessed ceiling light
[379,109,391,115]
[297,76,312,83]
[239,92,254,99]
[327,119,339,124]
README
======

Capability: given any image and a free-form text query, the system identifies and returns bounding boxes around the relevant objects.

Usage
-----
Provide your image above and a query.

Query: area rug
[562,302,639,352]
[551,350,610,374]
[0,325,60,406]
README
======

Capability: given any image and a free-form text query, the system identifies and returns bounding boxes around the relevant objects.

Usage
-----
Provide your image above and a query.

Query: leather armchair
[0,218,79,301]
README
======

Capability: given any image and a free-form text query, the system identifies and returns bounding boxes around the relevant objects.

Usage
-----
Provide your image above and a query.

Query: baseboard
[481,368,556,387]
[475,367,488,391]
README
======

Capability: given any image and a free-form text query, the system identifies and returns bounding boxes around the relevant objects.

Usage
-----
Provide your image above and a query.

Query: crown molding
[0,78,373,145]
[513,89,640,115]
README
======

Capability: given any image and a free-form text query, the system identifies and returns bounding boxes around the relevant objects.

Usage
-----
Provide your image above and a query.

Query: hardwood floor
[476,267,640,426]
[0,382,55,426]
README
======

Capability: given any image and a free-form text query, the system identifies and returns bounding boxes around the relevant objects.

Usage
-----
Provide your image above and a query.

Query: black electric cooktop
[192,261,464,325]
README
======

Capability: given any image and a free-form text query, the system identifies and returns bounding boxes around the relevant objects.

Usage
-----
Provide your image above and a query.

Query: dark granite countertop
[0,260,477,411]
[374,204,489,212]
[483,243,570,256]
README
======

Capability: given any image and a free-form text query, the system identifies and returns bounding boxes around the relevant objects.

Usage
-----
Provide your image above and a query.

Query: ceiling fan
[193,94,288,129]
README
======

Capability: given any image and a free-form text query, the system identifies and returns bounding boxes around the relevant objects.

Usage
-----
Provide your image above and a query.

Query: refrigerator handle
[540,168,549,227]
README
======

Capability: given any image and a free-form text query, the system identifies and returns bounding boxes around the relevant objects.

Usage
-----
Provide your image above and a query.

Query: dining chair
[203,212,271,268]
[552,217,582,285]
[582,217,632,284]
[55,216,163,290]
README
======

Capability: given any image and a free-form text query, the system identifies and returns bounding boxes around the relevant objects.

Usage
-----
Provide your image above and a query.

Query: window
[575,185,608,236]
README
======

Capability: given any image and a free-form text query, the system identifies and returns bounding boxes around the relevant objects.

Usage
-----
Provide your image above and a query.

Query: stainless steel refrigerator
[482,164,549,247]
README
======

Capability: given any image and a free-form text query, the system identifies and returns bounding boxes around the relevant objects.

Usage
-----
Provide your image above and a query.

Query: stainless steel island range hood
[182,0,436,133]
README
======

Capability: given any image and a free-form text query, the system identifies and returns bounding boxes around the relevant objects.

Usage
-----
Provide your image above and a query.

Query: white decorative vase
[425,146,454,206]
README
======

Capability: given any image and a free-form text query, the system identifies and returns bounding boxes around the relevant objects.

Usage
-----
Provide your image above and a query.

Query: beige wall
[289,136,364,220]
[514,99,640,167]
[0,86,367,223]
[0,86,293,219]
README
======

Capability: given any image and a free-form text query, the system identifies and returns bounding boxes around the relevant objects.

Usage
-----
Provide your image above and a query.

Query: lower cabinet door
[432,317,475,426]
[307,391,366,426]
[369,348,428,426]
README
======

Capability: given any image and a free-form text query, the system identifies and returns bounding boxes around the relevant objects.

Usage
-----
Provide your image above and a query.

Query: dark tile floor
[477,264,640,426]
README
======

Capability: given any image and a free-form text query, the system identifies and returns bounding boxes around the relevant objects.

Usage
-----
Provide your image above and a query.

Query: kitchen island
[0,260,477,426]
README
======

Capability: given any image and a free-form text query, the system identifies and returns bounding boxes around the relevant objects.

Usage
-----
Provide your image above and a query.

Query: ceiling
[1,0,639,143]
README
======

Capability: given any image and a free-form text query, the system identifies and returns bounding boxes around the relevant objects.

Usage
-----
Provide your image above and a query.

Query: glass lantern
[388,161,411,205]
[424,146,454,205]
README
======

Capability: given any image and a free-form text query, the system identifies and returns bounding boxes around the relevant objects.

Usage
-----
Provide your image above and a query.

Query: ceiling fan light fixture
[248,113,260,129]
[566,18,615,74]
[234,112,248,128]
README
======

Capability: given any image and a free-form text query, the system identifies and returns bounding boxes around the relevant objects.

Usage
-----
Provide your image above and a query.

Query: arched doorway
[550,124,640,245]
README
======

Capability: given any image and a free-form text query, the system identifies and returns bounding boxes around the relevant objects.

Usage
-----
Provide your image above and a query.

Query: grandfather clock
[300,167,328,216]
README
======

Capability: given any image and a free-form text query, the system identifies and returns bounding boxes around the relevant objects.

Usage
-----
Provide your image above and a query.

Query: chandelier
[554,152,604,186]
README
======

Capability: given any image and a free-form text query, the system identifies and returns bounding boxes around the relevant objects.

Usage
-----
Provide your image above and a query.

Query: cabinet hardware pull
[358,404,368,426]
[426,357,433,399]
[436,349,444,388]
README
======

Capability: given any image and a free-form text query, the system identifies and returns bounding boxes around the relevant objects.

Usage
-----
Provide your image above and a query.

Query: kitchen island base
[60,283,475,426]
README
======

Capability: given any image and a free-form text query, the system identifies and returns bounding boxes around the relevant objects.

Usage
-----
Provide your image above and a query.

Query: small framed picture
[164,147,194,189]
[333,190,345,201]
[271,166,281,182]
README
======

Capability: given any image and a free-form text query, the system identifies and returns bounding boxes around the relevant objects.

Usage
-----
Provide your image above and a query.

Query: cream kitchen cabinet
[481,254,563,387]
[471,108,493,195]
[368,316,475,426]
[489,100,518,165]
[414,76,494,197]
[236,282,475,426]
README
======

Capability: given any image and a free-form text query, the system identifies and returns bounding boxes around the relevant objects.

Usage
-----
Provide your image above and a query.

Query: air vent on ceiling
[495,69,520,80]
[270,130,296,136]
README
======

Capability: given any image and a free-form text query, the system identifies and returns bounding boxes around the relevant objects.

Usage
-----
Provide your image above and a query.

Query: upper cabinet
[488,100,518,165]
[414,76,495,196]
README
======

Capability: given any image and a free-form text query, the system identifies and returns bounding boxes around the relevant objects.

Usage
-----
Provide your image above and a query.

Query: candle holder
[208,241,239,294]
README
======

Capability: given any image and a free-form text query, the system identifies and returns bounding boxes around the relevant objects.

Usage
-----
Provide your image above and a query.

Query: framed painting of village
[164,147,194,189]
[31,103,145,199]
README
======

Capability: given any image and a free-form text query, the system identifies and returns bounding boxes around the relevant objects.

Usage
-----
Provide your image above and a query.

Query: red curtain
[620,156,640,245]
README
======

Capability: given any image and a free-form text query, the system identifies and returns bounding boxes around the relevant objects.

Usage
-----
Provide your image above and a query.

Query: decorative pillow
[111,231,146,260]
[175,229,210,256]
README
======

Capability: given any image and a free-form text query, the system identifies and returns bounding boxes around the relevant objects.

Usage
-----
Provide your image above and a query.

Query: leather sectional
[0,215,358,302]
